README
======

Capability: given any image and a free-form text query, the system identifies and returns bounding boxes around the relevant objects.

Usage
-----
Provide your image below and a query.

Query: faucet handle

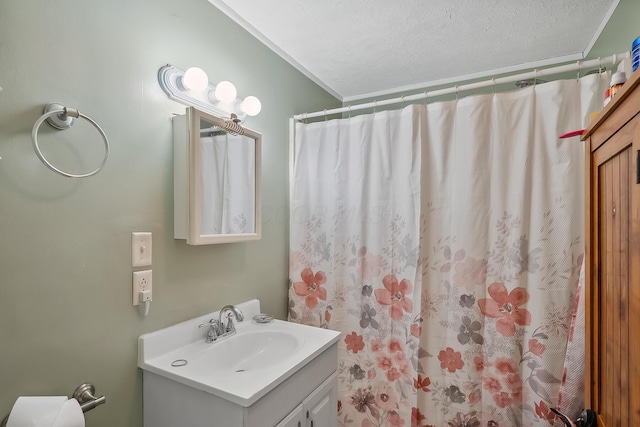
[222,314,237,333]
[198,319,219,329]
[198,319,220,342]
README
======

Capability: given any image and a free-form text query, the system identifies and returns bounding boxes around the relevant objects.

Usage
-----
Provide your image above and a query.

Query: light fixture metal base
[158,64,246,122]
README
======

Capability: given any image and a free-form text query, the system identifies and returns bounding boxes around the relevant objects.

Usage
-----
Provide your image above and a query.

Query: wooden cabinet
[583,70,640,427]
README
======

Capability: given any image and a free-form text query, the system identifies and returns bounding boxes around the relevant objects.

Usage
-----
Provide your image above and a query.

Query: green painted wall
[0,0,339,426]
[588,0,640,59]
[1,0,638,425]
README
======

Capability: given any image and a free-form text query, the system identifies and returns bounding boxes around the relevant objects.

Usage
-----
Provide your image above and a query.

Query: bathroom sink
[138,300,340,406]
[191,330,301,372]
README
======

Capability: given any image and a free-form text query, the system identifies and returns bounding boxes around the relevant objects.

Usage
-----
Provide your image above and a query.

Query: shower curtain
[288,74,608,427]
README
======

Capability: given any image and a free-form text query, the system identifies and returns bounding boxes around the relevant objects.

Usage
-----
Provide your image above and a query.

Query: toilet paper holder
[0,383,105,427]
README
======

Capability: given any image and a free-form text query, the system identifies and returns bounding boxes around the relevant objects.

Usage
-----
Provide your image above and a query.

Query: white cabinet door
[276,403,305,427]
[303,373,337,427]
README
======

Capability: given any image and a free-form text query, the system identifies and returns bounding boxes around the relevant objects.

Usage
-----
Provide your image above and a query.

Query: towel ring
[31,103,110,178]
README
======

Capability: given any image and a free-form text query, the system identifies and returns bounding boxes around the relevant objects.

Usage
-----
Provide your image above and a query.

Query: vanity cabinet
[582,69,640,427]
[142,342,338,427]
[276,373,337,427]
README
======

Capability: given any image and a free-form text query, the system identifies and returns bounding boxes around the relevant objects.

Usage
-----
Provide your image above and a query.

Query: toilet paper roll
[6,396,68,427]
[52,399,84,427]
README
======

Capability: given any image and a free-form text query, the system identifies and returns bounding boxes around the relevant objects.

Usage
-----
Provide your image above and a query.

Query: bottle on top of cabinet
[604,72,627,107]
[610,72,627,98]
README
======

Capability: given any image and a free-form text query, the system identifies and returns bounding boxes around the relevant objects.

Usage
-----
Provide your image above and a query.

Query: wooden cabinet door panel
[589,112,639,427]
[594,144,631,427]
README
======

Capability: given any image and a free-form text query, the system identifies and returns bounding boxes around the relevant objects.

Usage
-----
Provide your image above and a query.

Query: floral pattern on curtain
[289,75,608,427]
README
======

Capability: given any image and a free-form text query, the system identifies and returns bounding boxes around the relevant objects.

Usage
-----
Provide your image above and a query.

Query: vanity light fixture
[211,80,237,103]
[181,67,209,92]
[158,64,261,122]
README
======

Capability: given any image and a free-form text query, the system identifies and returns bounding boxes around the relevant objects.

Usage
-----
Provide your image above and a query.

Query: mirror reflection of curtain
[288,74,608,426]
[199,133,255,235]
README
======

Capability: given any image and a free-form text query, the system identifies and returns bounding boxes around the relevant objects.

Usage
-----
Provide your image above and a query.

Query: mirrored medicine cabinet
[173,107,261,244]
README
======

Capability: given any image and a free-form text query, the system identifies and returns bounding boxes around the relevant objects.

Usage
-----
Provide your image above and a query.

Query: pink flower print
[504,373,522,392]
[345,332,365,353]
[387,411,405,427]
[399,360,411,378]
[374,275,413,321]
[374,384,398,411]
[367,369,376,379]
[494,357,517,375]
[511,388,524,404]
[410,323,422,338]
[483,375,502,393]
[437,347,464,373]
[528,338,546,356]
[370,338,383,352]
[377,355,393,371]
[453,256,487,291]
[391,354,410,378]
[493,392,513,408]
[468,392,481,404]
[388,338,403,353]
[478,282,532,337]
[293,268,327,309]
[359,252,382,281]
[473,355,491,372]
[386,367,401,382]
[392,350,407,364]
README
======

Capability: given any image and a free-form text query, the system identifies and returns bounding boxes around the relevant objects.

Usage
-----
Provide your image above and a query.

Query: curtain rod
[293,52,630,121]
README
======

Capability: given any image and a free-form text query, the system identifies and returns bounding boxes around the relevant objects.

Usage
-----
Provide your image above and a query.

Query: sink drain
[171,359,188,367]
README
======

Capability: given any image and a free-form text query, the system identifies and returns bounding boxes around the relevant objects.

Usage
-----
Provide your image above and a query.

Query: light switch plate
[132,232,152,267]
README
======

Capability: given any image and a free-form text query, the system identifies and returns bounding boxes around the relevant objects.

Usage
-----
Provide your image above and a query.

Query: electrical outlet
[132,232,152,267]
[133,270,152,306]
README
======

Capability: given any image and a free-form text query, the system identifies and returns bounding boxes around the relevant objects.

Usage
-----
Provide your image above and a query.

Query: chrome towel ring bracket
[31,103,110,178]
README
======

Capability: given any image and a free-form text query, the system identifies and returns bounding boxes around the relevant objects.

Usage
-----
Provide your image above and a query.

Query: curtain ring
[491,78,496,95]
[373,100,377,113]
[598,57,603,74]
[424,90,428,106]
[323,109,327,121]
[534,69,538,87]
[455,85,459,101]
[401,95,406,108]
[348,105,352,119]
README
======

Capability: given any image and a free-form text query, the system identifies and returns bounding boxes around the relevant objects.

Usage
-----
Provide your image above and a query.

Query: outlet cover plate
[133,270,152,306]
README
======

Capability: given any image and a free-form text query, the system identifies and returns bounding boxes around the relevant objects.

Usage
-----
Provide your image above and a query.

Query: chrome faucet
[197,305,244,343]
[198,319,220,343]
[218,305,244,335]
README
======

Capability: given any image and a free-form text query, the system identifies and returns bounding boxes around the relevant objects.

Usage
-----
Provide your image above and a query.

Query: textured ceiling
[209,0,619,101]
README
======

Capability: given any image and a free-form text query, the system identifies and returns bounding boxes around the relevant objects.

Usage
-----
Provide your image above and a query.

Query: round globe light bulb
[241,96,262,116]
[181,67,209,92]
[214,81,237,103]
